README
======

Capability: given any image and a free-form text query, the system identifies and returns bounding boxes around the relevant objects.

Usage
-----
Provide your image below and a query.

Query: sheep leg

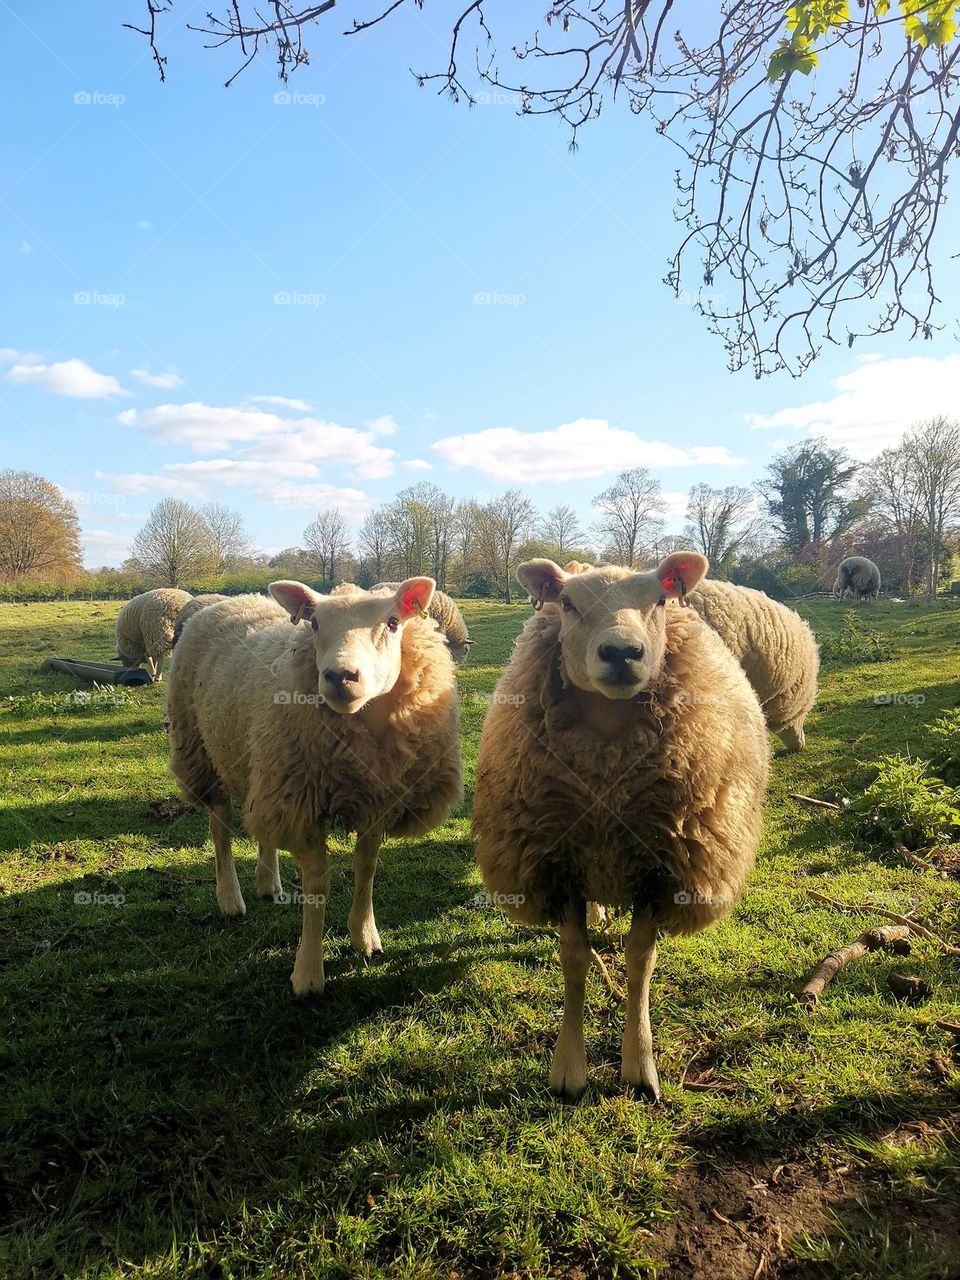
[348,828,384,958]
[211,801,246,917]
[621,912,660,1102]
[255,843,282,899]
[145,655,158,681]
[549,902,591,1100]
[290,844,331,997]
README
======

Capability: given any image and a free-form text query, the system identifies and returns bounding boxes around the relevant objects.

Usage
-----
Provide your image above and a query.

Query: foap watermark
[673,889,730,907]
[74,90,125,108]
[271,889,327,906]
[74,890,126,907]
[74,290,125,308]
[674,288,727,310]
[471,691,526,707]
[472,89,523,108]
[274,690,325,708]
[274,290,325,307]
[874,692,926,707]
[471,890,526,908]
[474,289,525,307]
[72,491,125,507]
[273,90,326,107]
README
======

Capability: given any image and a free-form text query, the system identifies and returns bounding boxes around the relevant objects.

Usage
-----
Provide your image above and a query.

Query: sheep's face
[269,577,436,715]
[516,553,709,701]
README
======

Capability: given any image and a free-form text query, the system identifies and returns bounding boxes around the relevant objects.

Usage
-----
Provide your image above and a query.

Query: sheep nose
[323,666,360,687]
[598,642,645,665]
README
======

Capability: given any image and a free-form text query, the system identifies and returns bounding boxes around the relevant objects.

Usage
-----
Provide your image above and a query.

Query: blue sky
[2,2,960,568]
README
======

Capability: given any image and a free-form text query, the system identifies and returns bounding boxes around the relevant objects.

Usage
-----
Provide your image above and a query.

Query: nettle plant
[929,707,960,783]
[852,752,960,849]
[817,610,895,664]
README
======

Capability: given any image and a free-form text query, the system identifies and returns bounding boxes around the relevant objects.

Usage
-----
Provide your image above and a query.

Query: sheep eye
[387,616,400,633]
[310,616,318,632]
[560,595,576,613]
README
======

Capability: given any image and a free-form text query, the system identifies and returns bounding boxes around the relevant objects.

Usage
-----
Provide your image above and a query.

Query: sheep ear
[517,559,566,606]
[394,577,435,619]
[269,580,322,625]
[655,552,709,600]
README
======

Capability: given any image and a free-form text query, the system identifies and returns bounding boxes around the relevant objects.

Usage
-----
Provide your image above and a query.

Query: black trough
[42,658,154,687]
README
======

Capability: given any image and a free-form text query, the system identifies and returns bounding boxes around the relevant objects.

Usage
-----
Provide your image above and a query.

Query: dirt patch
[653,1119,960,1278]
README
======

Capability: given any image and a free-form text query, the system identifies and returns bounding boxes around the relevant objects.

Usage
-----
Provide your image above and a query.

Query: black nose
[323,667,360,687]
[598,642,645,665]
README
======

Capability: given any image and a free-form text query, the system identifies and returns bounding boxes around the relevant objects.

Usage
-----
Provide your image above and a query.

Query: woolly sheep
[165,578,462,996]
[171,593,228,646]
[473,553,770,1099]
[371,582,471,664]
[555,565,819,752]
[683,579,819,752]
[833,555,880,601]
[115,587,192,680]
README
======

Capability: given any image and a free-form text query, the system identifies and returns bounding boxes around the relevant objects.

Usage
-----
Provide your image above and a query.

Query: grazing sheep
[683,579,819,752]
[833,555,881,601]
[473,553,769,1099]
[166,578,462,996]
[371,582,471,664]
[115,587,192,680]
[171,593,228,646]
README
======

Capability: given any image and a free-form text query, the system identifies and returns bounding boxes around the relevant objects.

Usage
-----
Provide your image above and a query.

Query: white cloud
[0,347,39,365]
[81,528,134,567]
[131,367,184,389]
[118,401,396,480]
[247,394,312,411]
[8,358,127,399]
[403,458,433,471]
[368,414,399,436]
[95,470,209,499]
[431,419,745,482]
[747,354,960,458]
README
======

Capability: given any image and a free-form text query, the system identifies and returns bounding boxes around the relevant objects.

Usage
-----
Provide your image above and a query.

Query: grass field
[1,595,960,1279]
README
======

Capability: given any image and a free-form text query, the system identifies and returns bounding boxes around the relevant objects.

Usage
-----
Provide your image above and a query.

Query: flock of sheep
[105,553,879,1099]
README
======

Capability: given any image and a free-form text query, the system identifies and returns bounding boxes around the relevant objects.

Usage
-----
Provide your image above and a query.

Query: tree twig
[806,889,960,956]
[799,924,912,1005]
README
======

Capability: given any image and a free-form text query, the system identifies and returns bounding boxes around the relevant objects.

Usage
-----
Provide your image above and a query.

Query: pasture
[1,596,959,1279]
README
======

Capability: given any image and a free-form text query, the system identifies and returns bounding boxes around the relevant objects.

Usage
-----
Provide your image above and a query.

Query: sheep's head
[269,577,436,715]
[516,552,708,701]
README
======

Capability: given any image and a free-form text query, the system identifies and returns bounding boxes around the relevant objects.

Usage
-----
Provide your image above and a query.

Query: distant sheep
[166,579,462,996]
[474,554,769,1099]
[172,593,228,646]
[115,588,192,680]
[833,556,880,601]
[684,579,819,752]
[370,582,471,664]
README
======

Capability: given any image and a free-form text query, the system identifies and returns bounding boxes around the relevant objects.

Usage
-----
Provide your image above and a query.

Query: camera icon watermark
[273,290,325,307]
[74,290,125,308]
[74,90,125,108]
[873,692,926,707]
[74,890,126,907]
[273,90,326,107]
[274,690,326,707]
[471,890,526,908]
[474,290,525,307]
[673,889,728,907]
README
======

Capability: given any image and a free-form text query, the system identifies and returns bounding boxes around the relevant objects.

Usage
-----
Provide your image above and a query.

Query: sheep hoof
[349,917,383,958]
[778,724,805,752]
[256,872,284,899]
[549,1044,587,1100]
[290,965,325,998]
[622,1058,661,1104]
[216,886,247,917]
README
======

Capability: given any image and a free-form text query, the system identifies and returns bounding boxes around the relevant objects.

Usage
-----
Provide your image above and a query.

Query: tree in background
[303,507,351,583]
[356,508,392,584]
[0,470,82,582]
[683,484,759,578]
[901,417,960,600]
[592,468,665,569]
[452,499,484,594]
[539,503,585,564]
[129,2,960,375]
[200,502,250,573]
[760,438,865,554]
[478,490,537,603]
[130,498,213,586]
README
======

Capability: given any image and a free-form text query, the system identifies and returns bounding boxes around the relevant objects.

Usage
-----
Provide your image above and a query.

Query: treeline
[2,418,958,603]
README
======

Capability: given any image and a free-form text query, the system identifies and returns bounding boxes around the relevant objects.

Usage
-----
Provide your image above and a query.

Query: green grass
[2,597,960,1278]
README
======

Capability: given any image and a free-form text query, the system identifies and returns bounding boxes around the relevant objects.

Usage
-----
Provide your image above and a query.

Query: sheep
[473,553,769,1100]
[833,555,881,601]
[370,582,471,664]
[683,578,819,752]
[115,587,192,680]
[171,593,228,646]
[165,578,462,996]
[551,564,818,752]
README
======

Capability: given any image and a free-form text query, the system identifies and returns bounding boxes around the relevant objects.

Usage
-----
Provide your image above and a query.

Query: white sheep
[473,553,770,1099]
[171,593,228,646]
[115,587,192,680]
[165,578,462,996]
[833,555,881,600]
[684,579,819,752]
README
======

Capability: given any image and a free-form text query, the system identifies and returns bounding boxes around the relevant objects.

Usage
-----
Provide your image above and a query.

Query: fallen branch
[888,973,931,1001]
[800,924,912,1005]
[590,949,625,1002]
[790,793,842,811]
[806,890,960,957]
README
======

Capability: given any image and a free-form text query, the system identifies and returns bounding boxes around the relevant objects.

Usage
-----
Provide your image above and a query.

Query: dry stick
[806,889,960,957]
[590,948,626,1002]
[799,924,912,1006]
[790,793,842,811]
